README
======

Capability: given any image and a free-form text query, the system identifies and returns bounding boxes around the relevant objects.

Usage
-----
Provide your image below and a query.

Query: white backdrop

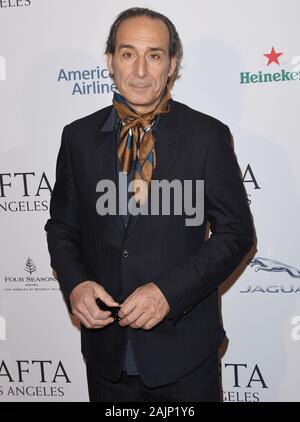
[1,0,299,402]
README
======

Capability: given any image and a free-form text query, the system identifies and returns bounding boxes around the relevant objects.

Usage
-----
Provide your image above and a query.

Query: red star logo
[264,47,283,65]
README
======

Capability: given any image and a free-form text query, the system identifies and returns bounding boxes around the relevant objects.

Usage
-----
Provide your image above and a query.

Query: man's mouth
[130,84,151,90]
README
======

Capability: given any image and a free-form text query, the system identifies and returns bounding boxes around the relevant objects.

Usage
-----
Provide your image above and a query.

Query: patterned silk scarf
[113,88,171,205]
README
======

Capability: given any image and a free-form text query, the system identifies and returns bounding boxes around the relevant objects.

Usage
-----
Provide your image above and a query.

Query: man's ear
[106,53,114,77]
[168,56,177,78]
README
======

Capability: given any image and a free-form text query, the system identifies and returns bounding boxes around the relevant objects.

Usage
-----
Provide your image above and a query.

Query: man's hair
[105,7,183,86]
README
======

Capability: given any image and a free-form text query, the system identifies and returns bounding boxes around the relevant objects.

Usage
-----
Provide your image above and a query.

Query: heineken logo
[263,46,283,66]
[240,46,300,84]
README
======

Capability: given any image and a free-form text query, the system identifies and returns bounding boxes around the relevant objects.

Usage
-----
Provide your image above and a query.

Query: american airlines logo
[57,65,116,95]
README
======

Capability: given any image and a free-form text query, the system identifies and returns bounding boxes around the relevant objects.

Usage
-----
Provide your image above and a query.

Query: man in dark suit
[45,7,254,402]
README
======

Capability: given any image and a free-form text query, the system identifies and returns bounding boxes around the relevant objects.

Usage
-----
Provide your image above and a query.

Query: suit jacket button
[122,250,129,258]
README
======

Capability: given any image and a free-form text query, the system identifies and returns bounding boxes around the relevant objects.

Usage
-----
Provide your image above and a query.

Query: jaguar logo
[250,257,300,278]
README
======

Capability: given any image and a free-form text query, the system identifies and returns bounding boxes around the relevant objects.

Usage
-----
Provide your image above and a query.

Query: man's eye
[123,52,132,58]
[150,54,160,60]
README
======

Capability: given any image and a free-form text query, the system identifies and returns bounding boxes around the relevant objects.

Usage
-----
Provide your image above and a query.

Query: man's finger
[142,318,157,330]
[119,307,142,326]
[129,313,151,329]
[119,300,137,319]
[76,309,114,329]
[81,297,111,322]
[76,301,112,326]
[93,317,115,328]
[73,310,92,329]
[96,289,119,307]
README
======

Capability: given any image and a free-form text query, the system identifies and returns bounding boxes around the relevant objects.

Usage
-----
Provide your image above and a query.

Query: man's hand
[70,281,119,329]
[118,282,170,330]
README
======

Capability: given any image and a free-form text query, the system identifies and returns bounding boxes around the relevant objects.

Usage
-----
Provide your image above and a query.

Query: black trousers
[86,352,221,402]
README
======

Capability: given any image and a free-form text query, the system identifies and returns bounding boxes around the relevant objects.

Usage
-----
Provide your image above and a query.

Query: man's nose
[135,57,147,78]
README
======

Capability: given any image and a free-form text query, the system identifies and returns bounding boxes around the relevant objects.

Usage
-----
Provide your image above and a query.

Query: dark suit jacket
[44,99,254,388]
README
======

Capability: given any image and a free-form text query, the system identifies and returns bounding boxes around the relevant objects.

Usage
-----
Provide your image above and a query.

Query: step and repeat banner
[0,0,299,402]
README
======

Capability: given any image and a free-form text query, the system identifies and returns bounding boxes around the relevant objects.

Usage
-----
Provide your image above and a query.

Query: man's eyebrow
[118,44,166,53]
[148,47,166,53]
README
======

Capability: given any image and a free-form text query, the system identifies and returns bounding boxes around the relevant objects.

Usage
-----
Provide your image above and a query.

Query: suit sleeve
[154,123,254,324]
[44,125,92,310]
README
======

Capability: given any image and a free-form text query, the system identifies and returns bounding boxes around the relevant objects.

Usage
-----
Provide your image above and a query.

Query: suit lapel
[152,100,180,181]
[91,120,126,235]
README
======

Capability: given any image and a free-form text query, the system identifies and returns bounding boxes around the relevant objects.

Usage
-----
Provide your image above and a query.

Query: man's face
[107,16,176,113]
